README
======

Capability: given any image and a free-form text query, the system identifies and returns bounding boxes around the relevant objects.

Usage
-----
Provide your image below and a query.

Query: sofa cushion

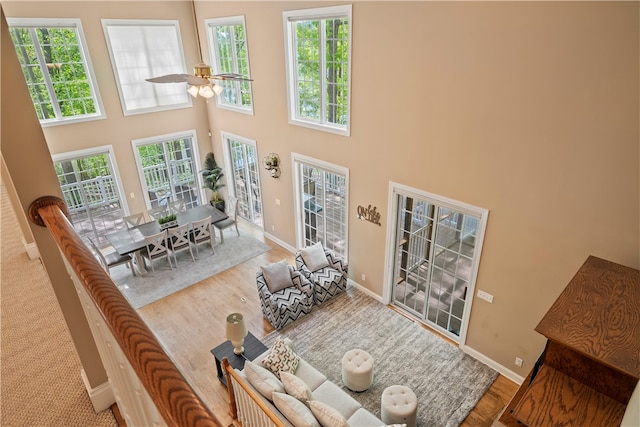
[281,371,313,403]
[273,392,320,427]
[262,261,294,293]
[262,336,300,378]
[300,242,329,272]
[309,400,349,427]
[244,360,285,400]
[312,381,362,420]
[347,408,386,427]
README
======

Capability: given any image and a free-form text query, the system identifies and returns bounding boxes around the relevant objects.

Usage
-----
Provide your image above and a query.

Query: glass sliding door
[293,154,348,258]
[133,131,202,210]
[223,133,263,227]
[389,185,487,344]
[53,148,126,246]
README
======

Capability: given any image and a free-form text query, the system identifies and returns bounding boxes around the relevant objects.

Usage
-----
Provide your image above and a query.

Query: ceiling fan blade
[145,74,189,83]
[211,73,253,82]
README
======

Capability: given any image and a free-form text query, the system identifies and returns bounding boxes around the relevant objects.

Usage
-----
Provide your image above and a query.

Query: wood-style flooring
[136,223,518,427]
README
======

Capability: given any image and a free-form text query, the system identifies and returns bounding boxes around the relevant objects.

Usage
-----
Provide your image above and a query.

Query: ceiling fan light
[199,85,215,98]
[187,85,199,97]
[212,84,224,96]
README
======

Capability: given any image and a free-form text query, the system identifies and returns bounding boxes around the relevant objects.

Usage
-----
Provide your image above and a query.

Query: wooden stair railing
[29,196,220,427]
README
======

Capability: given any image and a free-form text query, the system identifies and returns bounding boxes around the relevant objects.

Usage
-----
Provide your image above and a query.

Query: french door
[388,183,487,344]
[133,131,202,210]
[293,154,348,258]
[53,147,126,246]
[223,132,263,228]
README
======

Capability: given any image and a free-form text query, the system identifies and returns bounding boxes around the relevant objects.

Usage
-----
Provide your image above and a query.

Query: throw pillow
[273,392,320,427]
[261,261,294,293]
[300,242,329,272]
[281,371,313,403]
[244,360,285,400]
[262,336,299,379]
[308,401,349,427]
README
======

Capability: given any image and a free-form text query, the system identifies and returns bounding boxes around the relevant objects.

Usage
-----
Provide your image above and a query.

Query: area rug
[110,235,270,309]
[263,286,498,427]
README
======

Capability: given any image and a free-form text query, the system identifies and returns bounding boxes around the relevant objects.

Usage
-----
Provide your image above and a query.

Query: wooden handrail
[29,197,220,427]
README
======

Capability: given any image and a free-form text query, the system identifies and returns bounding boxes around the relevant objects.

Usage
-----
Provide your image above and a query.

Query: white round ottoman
[341,349,374,392]
[381,385,417,427]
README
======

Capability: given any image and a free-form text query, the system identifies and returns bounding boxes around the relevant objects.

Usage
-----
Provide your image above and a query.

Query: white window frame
[131,130,203,209]
[206,16,254,115]
[8,18,106,127]
[283,5,352,136]
[383,182,489,345]
[292,153,350,259]
[102,19,192,116]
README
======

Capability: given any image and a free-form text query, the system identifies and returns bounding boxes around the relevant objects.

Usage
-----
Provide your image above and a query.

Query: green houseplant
[201,152,226,211]
[157,213,177,230]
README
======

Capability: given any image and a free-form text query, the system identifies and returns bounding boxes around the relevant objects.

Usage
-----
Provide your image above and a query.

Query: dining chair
[213,195,240,244]
[140,230,172,272]
[169,199,186,214]
[167,223,195,265]
[189,217,215,258]
[88,237,135,276]
[123,212,146,229]
[148,206,168,221]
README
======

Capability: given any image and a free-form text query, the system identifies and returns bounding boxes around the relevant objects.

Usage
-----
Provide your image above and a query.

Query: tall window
[293,154,349,258]
[206,16,253,114]
[8,18,104,126]
[102,20,190,115]
[132,131,202,210]
[283,5,352,136]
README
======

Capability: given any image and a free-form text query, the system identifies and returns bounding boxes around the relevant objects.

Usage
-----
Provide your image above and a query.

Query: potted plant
[158,213,178,230]
[201,152,226,211]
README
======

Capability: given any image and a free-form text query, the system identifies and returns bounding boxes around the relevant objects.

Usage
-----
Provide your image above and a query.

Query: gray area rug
[110,235,270,309]
[263,286,498,427]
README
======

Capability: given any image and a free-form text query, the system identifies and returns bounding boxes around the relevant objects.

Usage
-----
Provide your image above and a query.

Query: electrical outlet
[275,198,281,205]
[515,357,523,367]
[477,290,494,303]
[361,274,366,281]
[130,192,135,199]
[271,225,275,231]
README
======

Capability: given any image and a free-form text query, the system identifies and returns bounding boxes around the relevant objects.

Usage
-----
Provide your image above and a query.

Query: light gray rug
[110,235,270,309]
[263,286,498,427]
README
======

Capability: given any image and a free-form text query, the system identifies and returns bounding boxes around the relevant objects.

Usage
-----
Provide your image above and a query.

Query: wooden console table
[500,255,639,426]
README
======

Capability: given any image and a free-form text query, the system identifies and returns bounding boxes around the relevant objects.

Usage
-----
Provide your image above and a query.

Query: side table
[210,331,268,387]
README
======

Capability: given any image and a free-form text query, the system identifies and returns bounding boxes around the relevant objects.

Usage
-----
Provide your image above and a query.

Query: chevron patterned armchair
[295,242,348,305]
[256,262,314,329]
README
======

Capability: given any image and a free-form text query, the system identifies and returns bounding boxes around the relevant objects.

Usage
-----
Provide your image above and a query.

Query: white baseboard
[460,345,524,385]
[81,369,115,413]
[347,279,384,303]
[263,232,297,254]
[23,239,39,260]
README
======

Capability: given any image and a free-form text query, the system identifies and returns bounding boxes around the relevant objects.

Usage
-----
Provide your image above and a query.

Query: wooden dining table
[106,204,228,274]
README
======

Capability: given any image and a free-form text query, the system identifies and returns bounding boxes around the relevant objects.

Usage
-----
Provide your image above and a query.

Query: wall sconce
[263,153,281,178]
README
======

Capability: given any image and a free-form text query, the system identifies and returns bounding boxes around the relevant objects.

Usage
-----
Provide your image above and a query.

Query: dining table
[105,204,228,274]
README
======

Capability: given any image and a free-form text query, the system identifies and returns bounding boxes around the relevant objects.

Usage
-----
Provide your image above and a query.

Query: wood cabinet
[500,255,639,427]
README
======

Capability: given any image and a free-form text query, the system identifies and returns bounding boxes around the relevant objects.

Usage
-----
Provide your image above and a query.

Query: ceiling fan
[145,1,252,99]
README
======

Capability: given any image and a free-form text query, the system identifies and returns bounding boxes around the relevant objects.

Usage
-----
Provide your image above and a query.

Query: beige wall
[3,1,638,379]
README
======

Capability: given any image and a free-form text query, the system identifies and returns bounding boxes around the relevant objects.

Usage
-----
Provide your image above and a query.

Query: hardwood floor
[136,223,518,427]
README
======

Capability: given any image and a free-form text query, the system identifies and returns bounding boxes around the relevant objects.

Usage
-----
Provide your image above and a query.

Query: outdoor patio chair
[123,212,146,228]
[88,237,135,275]
[295,242,348,305]
[213,195,240,244]
[167,223,195,265]
[140,230,172,272]
[256,261,314,329]
[189,217,214,258]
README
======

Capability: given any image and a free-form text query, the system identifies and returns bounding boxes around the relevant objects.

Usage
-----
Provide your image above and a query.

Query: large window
[283,5,352,136]
[8,18,104,126]
[102,20,190,115]
[206,16,253,114]
[132,131,202,210]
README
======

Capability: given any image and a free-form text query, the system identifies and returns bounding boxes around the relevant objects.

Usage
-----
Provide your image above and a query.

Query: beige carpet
[0,184,117,426]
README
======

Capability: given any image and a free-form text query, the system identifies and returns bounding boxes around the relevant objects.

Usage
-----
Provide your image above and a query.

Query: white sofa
[229,343,384,427]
